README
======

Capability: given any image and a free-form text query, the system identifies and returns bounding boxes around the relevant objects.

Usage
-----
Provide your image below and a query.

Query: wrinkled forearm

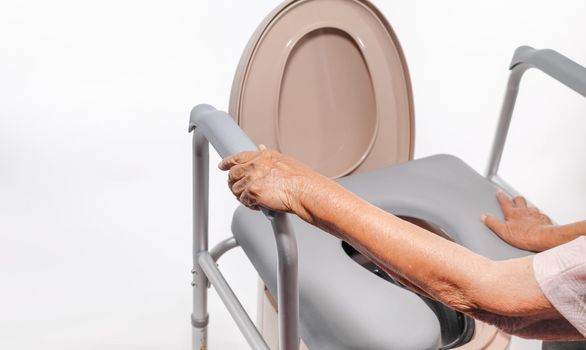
[293,176,579,340]
[297,177,487,310]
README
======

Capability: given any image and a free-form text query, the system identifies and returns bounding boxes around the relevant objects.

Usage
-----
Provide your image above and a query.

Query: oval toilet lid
[229,0,414,178]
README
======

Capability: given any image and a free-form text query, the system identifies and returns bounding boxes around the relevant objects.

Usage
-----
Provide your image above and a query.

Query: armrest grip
[189,104,276,217]
[511,46,586,98]
[189,104,257,158]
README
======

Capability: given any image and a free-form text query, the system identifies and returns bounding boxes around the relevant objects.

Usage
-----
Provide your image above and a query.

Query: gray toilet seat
[231,154,531,349]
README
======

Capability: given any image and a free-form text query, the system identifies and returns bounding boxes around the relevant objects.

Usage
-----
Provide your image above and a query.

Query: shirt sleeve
[533,236,586,337]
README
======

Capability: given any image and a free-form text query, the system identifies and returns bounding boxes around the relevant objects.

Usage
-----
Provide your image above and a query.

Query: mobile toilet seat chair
[189,1,586,349]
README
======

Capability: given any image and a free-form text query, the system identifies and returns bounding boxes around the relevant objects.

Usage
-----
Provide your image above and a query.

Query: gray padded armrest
[189,104,258,157]
[511,46,586,98]
[232,154,530,349]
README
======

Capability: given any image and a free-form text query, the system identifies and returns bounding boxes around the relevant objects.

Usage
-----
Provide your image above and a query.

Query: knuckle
[249,181,261,193]
[229,165,247,181]
[253,168,265,178]
[234,165,244,177]
[231,154,242,163]
[234,152,251,164]
[233,179,247,193]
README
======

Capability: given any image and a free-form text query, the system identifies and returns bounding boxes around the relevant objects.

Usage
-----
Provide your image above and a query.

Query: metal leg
[269,213,300,350]
[199,252,270,350]
[192,131,209,350]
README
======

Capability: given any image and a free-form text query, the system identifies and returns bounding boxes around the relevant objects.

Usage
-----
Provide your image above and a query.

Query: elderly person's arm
[219,147,585,341]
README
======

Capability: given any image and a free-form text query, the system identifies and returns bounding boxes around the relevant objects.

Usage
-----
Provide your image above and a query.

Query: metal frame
[486,46,586,191]
[189,105,299,350]
[188,46,586,350]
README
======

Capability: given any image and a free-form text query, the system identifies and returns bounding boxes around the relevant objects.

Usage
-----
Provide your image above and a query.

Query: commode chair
[189,1,586,349]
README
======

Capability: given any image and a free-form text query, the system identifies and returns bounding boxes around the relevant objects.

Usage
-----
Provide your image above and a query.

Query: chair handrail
[511,46,586,98]
[486,46,586,180]
[189,104,300,350]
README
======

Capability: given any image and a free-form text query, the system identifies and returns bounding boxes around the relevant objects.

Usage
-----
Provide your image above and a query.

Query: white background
[1,0,585,349]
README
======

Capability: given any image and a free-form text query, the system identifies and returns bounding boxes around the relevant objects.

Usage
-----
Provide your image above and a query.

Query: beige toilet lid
[229,0,414,178]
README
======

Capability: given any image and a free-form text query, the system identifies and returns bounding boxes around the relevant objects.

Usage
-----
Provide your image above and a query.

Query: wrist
[532,224,561,251]
[289,173,335,224]
[550,222,585,246]
[288,173,321,222]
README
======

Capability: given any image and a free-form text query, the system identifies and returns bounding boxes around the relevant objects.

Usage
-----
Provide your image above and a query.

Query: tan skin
[220,146,586,341]
[482,193,586,252]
